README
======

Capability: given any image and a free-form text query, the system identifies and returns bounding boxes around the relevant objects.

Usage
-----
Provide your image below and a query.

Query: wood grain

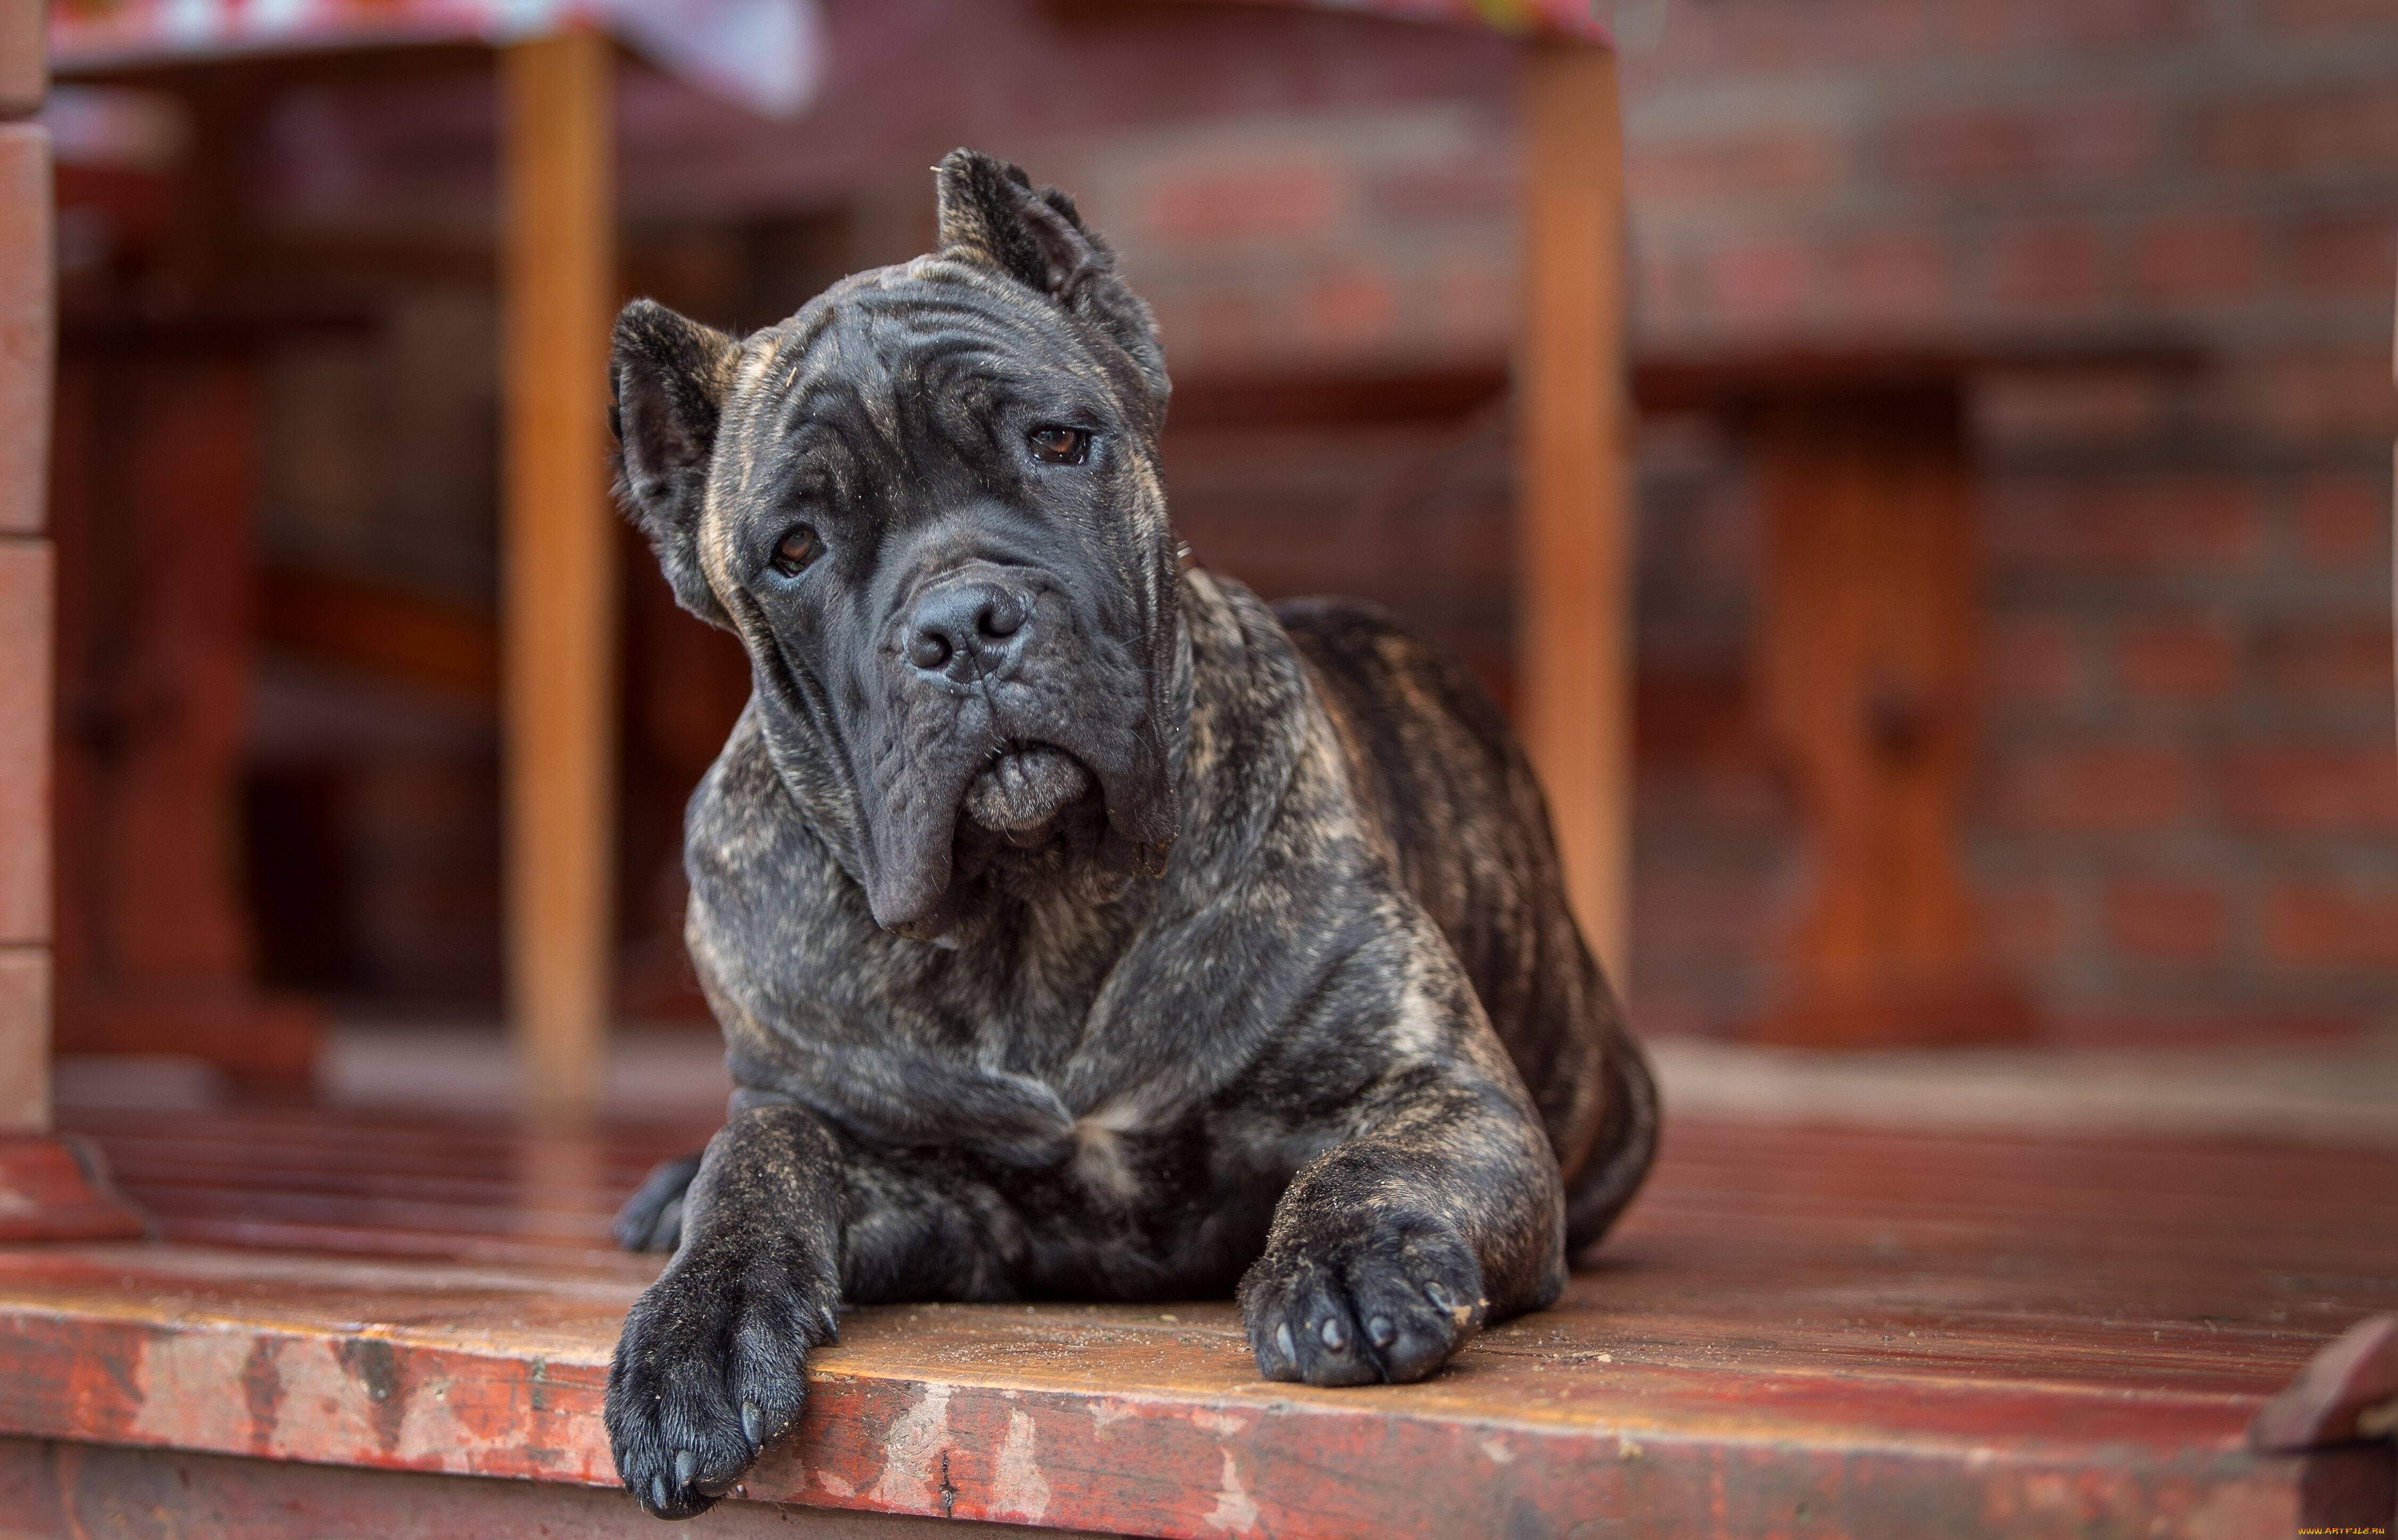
[1749,390,2028,1046]
[501,30,619,1121]
[17,1105,2395,1536]
[1516,42,1633,987]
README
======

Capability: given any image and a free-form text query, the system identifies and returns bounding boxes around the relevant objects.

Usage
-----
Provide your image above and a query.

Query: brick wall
[0,0,47,1125]
[1621,0,2398,1044]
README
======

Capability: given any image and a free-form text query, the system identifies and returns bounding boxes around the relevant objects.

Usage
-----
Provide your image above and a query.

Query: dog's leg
[606,1105,842,1518]
[1236,1039,1567,1388]
[605,1102,1023,1519]
[612,1153,703,1252]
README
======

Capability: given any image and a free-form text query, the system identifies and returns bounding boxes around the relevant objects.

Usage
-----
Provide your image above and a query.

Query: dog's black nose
[905,581,1028,682]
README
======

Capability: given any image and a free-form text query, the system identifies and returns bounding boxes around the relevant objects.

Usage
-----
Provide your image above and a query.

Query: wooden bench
[2,1106,2391,1537]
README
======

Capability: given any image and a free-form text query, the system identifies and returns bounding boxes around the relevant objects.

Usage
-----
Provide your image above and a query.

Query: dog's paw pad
[1239,1220,1487,1387]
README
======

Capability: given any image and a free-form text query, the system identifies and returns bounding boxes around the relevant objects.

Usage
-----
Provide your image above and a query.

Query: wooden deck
[1,1103,2393,1537]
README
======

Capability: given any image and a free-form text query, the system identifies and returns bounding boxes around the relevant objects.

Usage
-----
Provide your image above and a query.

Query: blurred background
[35,0,2398,1126]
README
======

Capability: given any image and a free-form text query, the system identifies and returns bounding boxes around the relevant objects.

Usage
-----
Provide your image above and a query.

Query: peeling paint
[1202,1448,1260,1535]
[863,1383,954,1512]
[987,1407,1050,1523]
[1191,1407,1250,1437]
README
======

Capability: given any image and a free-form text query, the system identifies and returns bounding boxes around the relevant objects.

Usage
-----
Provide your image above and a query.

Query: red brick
[2261,877,2398,968]
[1973,372,2164,450]
[1365,157,1514,224]
[2115,613,2239,701]
[2243,350,2398,446]
[2103,875,2227,963]
[1986,474,2262,576]
[1986,222,2109,309]
[1298,264,1397,352]
[1979,874,2069,970]
[1952,0,2197,51]
[1142,159,1340,246]
[2219,742,2398,833]
[0,0,41,119]
[2200,83,2398,177]
[1700,236,1814,329]
[1990,740,2194,833]
[1636,239,1695,332]
[2293,473,2385,566]
[1653,0,1926,75]
[0,125,50,538]
[0,540,47,946]
[1889,99,2152,189]
[2262,0,2398,27]
[2256,619,2393,699]
[1832,228,1950,327]
[1984,613,2085,709]
[2049,1003,2373,1048]
[2133,215,2260,304]
[1627,128,1843,203]
[0,947,46,1134]
[2285,214,2398,296]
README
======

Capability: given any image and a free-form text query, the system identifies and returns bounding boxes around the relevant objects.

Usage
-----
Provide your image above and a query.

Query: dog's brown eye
[771,524,820,577]
[1028,426,1089,465]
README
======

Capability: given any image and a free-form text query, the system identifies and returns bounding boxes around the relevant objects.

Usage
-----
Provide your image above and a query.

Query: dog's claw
[1241,1214,1486,1387]
[743,1399,766,1448]
[651,1475,669,1513]
[819,1304,841,1341]
[675,1449,697,1487]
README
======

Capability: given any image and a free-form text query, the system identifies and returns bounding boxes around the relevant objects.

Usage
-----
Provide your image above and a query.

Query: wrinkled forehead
[725,264,1114,447]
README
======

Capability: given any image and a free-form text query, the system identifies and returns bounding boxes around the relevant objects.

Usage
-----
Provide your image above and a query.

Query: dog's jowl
[602,148,1657,1519]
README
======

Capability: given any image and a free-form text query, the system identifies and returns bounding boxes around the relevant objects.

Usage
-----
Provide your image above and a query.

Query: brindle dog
[602,148,1657,1519]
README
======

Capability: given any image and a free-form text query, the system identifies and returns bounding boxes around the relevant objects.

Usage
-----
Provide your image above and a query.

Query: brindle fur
[601,149,1657,1520]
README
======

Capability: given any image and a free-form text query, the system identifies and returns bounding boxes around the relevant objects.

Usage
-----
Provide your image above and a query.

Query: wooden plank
[0,1235,2375,1538]
[14,1108,2396,1536]
[47,344,320,1084]
[500,30,619,1122]
[1516,42,1633,986]
[1747,390,2029,1046]
[0,1437,1110,1540]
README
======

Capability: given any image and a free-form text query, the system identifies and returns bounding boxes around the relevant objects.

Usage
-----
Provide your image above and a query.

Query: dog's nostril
[977,591,1026,640]
[907,632,952,670]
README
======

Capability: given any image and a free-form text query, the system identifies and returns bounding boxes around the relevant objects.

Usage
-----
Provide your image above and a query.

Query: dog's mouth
[960,743,1097,843]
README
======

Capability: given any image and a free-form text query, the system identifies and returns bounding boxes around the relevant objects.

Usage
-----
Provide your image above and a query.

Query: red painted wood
[0,1112,2386,1535]
[0,1435,1101,1539]
[0,1136,146,1243]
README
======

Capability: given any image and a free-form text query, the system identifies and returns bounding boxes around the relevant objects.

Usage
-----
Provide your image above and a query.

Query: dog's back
[1274,597,1657,1253]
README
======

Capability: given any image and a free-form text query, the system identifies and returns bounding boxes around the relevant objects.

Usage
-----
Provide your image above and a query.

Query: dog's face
[612,151,1184,941]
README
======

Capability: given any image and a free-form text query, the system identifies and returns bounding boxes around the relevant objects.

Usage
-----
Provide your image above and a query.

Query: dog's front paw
[1237,1214,1489,1386]
[606,1242,840,1518]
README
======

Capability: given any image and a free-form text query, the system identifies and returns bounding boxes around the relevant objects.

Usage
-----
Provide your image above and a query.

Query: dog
[601,148,1657,1520]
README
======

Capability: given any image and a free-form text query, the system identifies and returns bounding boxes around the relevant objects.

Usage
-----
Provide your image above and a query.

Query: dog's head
[613,149,1185,941]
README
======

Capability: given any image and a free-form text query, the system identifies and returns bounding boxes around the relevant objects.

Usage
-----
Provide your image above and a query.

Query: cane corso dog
[601,148,1657,1519]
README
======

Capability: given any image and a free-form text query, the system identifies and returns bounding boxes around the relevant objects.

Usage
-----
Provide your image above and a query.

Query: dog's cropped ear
[935,147,1170,419]
[612,299,741,628]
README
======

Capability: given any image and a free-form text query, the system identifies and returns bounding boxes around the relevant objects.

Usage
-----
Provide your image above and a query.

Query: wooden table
[0,1106,2389,1537]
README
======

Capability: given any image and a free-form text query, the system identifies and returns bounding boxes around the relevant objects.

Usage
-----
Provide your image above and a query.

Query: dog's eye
[771,524,821,577]
[1027,426,1090,466]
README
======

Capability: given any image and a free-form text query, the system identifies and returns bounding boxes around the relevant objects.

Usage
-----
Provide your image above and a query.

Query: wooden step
[0,1110,2388,1537]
